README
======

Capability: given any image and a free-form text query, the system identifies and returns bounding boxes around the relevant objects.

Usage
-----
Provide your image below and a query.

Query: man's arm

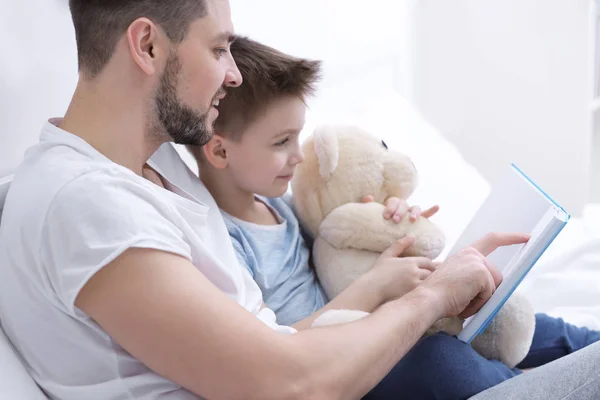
[76,233,527,400]
[76,248,441,400]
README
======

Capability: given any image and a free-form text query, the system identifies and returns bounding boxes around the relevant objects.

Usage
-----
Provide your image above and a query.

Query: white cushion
[0,326,47,399]
[1,178,46,397]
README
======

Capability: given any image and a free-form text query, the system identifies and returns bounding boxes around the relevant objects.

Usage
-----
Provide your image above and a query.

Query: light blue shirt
[222,196,328,326]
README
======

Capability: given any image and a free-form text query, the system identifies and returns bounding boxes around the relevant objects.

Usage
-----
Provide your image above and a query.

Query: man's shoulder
[15,159,142,202]
[4,156,165,236]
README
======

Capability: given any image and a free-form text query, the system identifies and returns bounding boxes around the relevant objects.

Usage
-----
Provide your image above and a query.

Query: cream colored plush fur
[292,124,535,368]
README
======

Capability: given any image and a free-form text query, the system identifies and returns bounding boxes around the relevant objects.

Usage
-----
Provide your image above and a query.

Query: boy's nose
[291,151,304,165]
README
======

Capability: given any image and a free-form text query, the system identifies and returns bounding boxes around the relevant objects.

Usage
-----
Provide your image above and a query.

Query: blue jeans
[362,314,600,400]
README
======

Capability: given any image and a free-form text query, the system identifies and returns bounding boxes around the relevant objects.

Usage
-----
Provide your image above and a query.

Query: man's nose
[225,57,242,88]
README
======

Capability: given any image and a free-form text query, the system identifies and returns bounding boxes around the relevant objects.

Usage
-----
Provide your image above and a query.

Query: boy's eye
[275,138,289,146]
[381,140,388,150]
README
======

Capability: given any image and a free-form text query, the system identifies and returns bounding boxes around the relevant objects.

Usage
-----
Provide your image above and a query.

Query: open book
[446,164,570,343]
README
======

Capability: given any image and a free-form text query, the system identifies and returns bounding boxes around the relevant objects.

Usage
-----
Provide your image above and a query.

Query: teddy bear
[291,124,536,368]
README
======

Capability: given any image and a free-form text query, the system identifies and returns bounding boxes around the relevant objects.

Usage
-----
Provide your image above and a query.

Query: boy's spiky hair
[215,36,322,138]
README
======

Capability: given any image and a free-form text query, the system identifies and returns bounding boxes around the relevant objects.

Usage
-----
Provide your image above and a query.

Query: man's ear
[126,17,164,76]
[203,135,229,169]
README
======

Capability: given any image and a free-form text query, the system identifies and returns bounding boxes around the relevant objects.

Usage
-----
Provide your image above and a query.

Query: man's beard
[153,52,214,146]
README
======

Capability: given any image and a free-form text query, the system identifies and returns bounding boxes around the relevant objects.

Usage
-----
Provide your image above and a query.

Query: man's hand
[419,232,530,319]
[360,195,439,223]
[368,236,437,303]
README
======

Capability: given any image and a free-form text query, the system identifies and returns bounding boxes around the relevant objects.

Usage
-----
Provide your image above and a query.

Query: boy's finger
[385,198,401,219]
[421,205,440,218]
[361,195,375,204]
[409,206,422,222]
[392,209,407,223]
[381,236,415,258]
[415,258,436,272]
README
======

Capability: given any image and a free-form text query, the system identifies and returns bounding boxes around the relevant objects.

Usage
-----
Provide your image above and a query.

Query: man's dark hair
[68,0,207,78]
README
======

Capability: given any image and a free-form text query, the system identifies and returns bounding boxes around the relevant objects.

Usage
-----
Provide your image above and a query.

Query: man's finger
[381,236,415,258]
[482,257,503,288]
[471,232,530,257]
[459,294,488,319]
[459,270,496,318]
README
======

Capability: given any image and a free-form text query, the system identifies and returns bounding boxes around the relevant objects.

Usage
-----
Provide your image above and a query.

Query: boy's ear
[203,135,229,169]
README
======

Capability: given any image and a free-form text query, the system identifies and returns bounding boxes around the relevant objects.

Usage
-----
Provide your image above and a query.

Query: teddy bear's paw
[401,228,446,259]
[470,293,536,368]
[312,309,370,328]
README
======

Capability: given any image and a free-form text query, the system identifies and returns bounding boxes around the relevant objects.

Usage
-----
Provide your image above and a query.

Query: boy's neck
[201,167,279,225]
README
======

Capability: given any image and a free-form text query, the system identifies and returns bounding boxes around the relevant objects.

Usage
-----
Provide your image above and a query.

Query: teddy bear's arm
[318,202,445,258]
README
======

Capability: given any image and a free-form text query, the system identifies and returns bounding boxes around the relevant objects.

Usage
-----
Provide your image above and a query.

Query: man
[0,1,595,399]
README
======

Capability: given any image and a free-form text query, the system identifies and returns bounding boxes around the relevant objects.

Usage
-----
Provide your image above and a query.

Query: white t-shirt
[0,119,294,400]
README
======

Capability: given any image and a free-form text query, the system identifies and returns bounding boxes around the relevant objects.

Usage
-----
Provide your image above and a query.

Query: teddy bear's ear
[313,126,339,180]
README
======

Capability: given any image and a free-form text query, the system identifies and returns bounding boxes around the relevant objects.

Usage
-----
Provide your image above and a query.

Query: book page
[500,210,557,281]
[448,165,555,273]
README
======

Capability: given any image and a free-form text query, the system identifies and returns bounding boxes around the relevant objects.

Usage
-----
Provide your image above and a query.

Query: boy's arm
[291,271,385,331]
[225,210,431,331]
[291,237,435,331]
[76,232,516,400]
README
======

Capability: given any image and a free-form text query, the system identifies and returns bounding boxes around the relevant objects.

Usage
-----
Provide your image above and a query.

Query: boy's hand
[360,195,440,223]
[369,236,437,302]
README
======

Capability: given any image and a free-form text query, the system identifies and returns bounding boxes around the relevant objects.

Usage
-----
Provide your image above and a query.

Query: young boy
[188,36,438,329]
[189,37,600,399]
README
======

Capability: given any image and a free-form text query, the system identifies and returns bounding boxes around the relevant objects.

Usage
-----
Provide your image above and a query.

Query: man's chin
[170,133,211,146]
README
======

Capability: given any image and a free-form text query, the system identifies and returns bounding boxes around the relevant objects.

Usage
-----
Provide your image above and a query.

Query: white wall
[229,0,412,130]
[409,0,591,216]
[0,0,78,178]
[0,0,411,177]
[3,0,591,217]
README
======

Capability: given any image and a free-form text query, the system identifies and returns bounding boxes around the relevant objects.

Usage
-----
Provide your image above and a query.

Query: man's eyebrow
[214,32,237,44]
[273,129,302,138]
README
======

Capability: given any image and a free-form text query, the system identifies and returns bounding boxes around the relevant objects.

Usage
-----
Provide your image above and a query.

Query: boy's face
[154,0,242,146]
[224,96,306,198]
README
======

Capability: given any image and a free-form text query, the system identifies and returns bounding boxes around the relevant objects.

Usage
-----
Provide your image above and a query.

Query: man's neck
[59,78,163,176]
[201,167,278,225]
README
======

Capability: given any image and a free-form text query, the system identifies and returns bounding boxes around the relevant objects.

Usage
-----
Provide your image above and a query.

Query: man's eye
[215,48,228,57]
[381,140,388,149]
